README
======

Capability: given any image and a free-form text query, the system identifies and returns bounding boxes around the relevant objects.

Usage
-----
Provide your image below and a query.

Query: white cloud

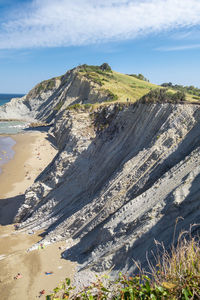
[171,29,200,41]
[1,0,200,49]
[156,44,200,51]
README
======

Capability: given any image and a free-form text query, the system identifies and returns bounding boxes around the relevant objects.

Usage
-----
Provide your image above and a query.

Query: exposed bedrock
[15,102,200,274]
[0,68,108,122]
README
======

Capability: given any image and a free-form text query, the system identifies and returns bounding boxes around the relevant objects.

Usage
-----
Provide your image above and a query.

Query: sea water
[0,94,26,173]
[0,121,28,134]
[0,136,16,174]
[0,93,28,134]
[0,93,24,106]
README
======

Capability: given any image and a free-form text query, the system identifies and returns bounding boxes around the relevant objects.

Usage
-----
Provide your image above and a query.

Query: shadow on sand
[0,194,25,225]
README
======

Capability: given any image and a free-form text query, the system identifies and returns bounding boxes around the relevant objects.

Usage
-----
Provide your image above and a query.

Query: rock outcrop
[1,65,199,276]
[0,67,109,122]
[14,101,200,275]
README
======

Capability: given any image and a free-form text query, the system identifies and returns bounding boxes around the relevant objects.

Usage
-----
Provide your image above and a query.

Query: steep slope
[14,102,200,275]
[0,65,160,122]
[1,64,199,276]
[0,67,109,122]
[0,64,197,124]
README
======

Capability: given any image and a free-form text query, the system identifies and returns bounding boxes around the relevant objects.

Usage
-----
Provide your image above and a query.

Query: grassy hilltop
[78,64,158,103]
[32,63,200,110]
[76,64,200,105]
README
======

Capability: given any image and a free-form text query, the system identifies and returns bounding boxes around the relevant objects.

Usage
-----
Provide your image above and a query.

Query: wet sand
[0,132,57,199]
[0,136,16,172]
[0,131,76,299]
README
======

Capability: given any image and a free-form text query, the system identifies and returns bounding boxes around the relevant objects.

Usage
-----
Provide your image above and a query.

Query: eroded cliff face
[0,68,109,122]
[14,102,200,275]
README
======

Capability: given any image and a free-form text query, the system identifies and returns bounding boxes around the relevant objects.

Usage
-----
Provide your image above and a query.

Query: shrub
[161,82,200,98]
[67,103,82,111]
[47,228,200,299]
[128,73,149,82]
[140,88,186,103]
[100,63,112,72]
[104,89,118,101]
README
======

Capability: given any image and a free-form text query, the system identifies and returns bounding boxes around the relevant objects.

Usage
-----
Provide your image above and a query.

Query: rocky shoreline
[0,66,199,281]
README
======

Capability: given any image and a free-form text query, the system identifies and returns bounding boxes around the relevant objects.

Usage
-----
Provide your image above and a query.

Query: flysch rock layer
[14,102,200,276]
[0,67,108,122]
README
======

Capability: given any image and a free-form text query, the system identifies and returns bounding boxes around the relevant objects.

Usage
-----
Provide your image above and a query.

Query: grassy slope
[27,65,199,105]
[78,67,198,104]
[103,71,157,102]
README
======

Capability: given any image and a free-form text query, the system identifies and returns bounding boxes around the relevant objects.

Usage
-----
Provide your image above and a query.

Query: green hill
[77,64,200,105]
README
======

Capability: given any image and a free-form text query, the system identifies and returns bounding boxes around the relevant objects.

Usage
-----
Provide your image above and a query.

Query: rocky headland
[0,64,199,279]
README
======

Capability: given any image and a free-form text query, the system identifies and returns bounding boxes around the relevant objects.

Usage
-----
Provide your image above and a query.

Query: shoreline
[0,130,76,299]
[0,131,57,199]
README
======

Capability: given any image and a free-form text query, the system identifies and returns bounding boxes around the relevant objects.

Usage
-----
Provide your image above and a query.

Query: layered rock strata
[0,68,108,122]
[14,102,200,274]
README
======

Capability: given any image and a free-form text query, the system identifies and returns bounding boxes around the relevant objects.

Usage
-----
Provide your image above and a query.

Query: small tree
[100,63,112,72]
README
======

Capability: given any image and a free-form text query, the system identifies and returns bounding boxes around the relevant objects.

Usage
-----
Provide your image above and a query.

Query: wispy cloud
[156,44,200,51]
[1,0,200,49]
[170,28,200,41]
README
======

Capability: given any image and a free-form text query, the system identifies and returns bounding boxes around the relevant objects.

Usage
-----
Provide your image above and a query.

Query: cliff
[1,65,200,277]
[15,102,200,275]
[0,65,158,122]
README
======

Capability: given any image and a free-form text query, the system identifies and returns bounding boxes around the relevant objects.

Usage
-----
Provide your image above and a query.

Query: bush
[128,73,149,82]
[140,88,186,103]
[161,82,200,98]
[104,89,118,101]
[100,63,112,72]
[67,103,82,111]
[47,228,200,299]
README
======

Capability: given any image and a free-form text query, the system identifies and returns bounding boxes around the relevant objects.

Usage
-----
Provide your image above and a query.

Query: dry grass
[78,66,197,104]
[98,71,158,103]
[149,225,200,299]
[47,223,200,299]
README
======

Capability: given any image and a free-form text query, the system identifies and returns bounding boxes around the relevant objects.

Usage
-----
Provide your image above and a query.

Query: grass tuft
[47,226,200,299]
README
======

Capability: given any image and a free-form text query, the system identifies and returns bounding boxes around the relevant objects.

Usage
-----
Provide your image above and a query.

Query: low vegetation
[78,63,114,87]
[47,229,200,299]
[32,64,200,105]
[161,82,200,101]
[66,103,95,111]
[36,79,57,94]
[54,101,64,111]
[140,88,186,103]
[78,64,158,104]
[128,73,149,82]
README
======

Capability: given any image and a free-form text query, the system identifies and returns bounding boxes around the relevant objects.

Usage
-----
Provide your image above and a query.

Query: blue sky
[0,0,200,93]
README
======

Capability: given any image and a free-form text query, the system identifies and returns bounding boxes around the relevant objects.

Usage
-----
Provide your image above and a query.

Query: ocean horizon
[0,93,25,106]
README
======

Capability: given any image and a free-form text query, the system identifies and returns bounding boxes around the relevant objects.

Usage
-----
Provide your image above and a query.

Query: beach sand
[0,226,75,299]
[0,131,76,299]
[0,131,57,199]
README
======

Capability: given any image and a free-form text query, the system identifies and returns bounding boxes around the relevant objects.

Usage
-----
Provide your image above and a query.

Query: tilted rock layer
[15,102,200,275]
[0,68,108,122]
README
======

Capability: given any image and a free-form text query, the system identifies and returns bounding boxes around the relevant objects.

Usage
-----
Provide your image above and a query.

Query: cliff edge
[1,65,200,277]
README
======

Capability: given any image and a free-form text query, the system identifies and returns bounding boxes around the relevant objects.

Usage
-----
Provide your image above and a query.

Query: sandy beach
[0,225,75,299]
[0,131,76,299]
[0,131,57,199]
